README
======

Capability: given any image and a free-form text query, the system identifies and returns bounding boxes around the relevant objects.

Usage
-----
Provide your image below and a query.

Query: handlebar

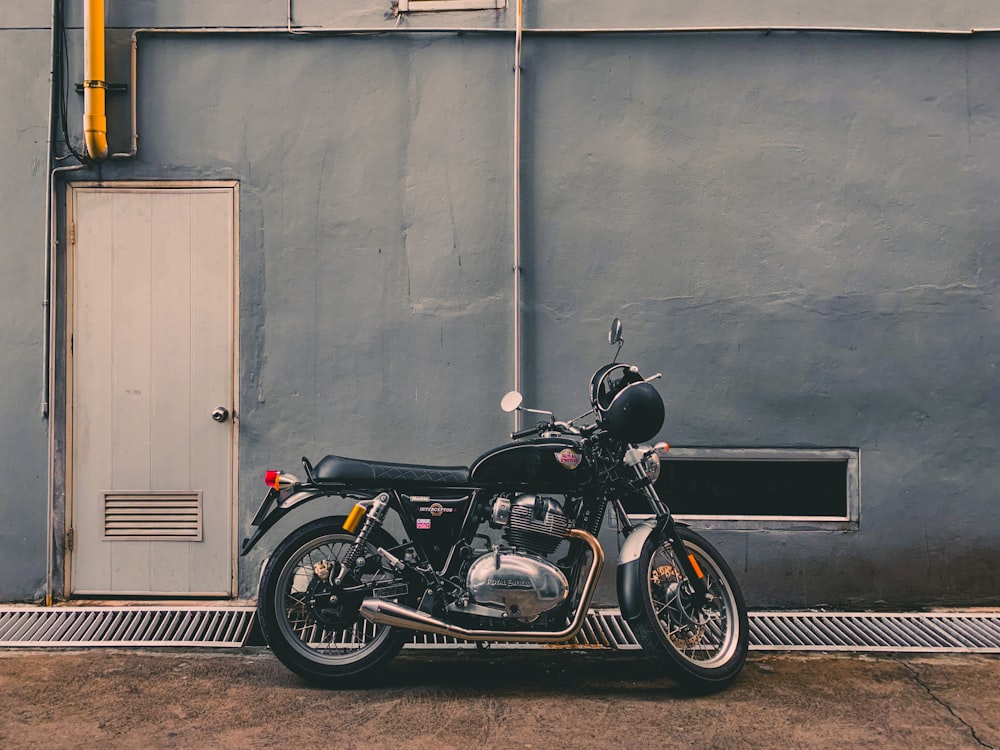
[511,423,544,440]
[511,419,587,440]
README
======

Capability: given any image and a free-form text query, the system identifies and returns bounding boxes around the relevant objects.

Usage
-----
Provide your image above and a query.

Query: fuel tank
[470,438,592,492]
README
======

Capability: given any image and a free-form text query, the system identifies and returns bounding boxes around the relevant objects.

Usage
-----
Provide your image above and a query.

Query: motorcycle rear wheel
[257,516,410,686]
[629,526,749,694]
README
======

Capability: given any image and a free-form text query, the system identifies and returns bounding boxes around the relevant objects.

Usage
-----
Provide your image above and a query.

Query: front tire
[626,526,749,694]
[257,517,410,686]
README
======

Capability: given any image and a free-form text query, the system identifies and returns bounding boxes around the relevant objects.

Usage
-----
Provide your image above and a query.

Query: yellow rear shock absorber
[343,504,367,535]
[335,493,390,586]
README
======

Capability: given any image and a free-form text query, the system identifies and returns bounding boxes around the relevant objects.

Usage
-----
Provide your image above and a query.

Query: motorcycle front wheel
[257,516,410,686]
[627,525,749,694]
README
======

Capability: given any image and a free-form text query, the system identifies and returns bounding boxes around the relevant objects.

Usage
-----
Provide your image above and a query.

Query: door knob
[211,406,230,423]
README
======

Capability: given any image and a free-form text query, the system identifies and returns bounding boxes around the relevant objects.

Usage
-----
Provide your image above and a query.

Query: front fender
[615,516,688,621]
[617,519,659,566]
[240,484,350,556]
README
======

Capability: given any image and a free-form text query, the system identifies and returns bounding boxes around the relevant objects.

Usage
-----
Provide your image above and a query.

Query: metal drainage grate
[749,611,1000,653]
[2,606,999,653]
[0,606,254,648]
[406,610,1000,653]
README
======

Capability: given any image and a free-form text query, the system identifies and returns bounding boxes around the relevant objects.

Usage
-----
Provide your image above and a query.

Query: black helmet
[592,364,665,443]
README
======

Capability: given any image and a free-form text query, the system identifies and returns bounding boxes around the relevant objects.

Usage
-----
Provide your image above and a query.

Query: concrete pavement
[1,648,997,749]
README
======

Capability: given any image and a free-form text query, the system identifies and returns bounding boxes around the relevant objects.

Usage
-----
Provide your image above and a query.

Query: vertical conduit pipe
[512,0,523,431]
[42,0,59,422]
[47,1,89,603]
[83,0,109,161]
[110,33,137,159]
[43,0,59,606]
[46,2,89,603]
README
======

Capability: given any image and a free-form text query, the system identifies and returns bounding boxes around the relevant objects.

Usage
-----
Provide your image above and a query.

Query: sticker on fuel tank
[555,448,583,469]
[416,518,432,529]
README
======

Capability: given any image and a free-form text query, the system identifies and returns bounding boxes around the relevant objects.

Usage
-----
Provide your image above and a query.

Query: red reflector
[264,470,281,489]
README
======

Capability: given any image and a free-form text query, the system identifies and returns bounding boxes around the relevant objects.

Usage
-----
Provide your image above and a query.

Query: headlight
[638,441,669,483]
[641,449,661,484]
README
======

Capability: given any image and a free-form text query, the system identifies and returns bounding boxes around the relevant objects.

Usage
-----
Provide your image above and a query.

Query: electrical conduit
[512,0,523,431]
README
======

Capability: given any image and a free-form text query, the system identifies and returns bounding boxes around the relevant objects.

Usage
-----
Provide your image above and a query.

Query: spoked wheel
[629,526,748,694]
[257,517,411,686]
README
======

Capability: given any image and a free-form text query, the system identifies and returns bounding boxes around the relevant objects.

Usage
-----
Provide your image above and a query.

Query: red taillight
[263,470,300,491]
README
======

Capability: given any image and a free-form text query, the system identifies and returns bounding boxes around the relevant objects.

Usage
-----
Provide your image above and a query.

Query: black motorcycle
[242,320,749,693]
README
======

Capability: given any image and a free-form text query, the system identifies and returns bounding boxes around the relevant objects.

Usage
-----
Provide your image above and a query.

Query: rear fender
[240,483,353,556]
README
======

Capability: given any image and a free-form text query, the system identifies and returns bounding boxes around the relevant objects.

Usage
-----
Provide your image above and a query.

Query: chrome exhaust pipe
[360,528,604,643]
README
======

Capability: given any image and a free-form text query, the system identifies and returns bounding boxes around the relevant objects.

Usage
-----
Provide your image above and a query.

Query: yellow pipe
[83,0,109,161]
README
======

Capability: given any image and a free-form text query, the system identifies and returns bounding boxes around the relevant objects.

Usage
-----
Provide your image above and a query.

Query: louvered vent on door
[102,491,203,541]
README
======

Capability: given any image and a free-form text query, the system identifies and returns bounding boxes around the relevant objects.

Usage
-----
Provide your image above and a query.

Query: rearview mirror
[500,391,523,413]
[609,318,623,346]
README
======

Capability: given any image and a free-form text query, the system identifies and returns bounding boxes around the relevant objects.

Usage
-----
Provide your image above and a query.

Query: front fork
[621,447,712,608]
[659,515,712,609]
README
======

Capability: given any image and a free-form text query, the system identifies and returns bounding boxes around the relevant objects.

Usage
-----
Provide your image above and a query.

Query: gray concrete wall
[0,8,55,601]
[520,33,1000,606]
[2,1,998,605]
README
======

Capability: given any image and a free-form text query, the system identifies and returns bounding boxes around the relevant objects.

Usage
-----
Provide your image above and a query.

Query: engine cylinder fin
[506,496,568,554]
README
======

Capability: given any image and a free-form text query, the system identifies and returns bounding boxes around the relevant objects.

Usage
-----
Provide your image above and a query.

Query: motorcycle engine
[466,550,569,620]
[455,494,572,621]
[491,493,569,555]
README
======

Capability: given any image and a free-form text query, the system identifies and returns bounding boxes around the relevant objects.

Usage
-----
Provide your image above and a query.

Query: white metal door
[68,185,237,596]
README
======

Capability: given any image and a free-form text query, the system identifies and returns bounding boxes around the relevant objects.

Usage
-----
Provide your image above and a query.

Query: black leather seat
[314,454,470,486]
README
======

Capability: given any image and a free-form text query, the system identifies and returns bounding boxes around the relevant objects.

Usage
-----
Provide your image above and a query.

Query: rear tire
[627,526,749,694]
[257,517,410,686]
